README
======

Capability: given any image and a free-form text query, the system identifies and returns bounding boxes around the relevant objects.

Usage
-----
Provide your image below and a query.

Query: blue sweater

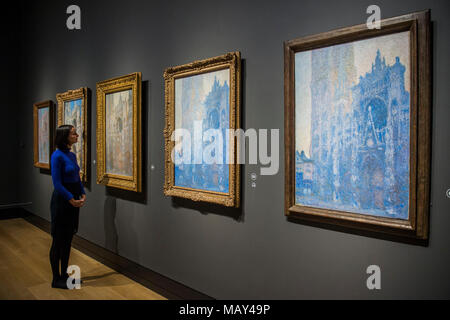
[51,148,86,201]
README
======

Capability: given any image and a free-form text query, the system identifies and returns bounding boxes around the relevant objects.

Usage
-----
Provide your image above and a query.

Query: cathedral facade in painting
[174,70,230,193]
[295,33,410,219]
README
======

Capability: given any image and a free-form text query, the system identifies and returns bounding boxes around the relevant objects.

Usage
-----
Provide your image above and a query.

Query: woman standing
[50,125,86,289]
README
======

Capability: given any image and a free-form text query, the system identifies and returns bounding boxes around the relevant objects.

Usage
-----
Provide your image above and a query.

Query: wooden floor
[0,218,166,300]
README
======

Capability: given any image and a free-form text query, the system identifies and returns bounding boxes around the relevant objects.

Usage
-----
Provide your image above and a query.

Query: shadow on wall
[103,194,141,262]
[39,168,51,175]
[286,216,428,246]
[84,88,93,192]
[172,195,244,221]
[104,196,118,253]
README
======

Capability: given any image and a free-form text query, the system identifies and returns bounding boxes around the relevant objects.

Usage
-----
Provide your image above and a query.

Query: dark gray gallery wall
[1,4,20,204]
[16,0,450,299]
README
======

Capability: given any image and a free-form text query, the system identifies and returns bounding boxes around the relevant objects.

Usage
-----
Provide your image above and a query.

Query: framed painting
[56,87,88,181]
[284,11,431,241]
[33,100,54,170]
[163,52,241,207]
[96,72,142,192]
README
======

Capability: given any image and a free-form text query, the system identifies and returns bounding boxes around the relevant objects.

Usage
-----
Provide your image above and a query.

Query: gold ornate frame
[163,52,241,207]
[96,72,142,192]
[284,11,431,243]
[56,87,88,182]
[33,100,54,169]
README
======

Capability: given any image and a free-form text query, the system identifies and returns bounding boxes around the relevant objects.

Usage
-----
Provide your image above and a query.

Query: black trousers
[49,183,80,280]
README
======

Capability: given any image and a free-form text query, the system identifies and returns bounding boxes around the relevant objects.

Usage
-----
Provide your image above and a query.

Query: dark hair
[55,125,74,150]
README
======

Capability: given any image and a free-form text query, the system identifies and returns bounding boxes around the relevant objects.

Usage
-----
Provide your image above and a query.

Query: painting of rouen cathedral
[295,31,410,220]
[174,69,230,193]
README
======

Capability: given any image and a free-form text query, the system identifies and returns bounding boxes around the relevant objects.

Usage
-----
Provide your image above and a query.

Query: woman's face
[67,127,79,146]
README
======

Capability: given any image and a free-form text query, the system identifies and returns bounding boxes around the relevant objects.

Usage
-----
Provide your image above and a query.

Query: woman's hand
[69,198,83,208]
[80,194,86,207]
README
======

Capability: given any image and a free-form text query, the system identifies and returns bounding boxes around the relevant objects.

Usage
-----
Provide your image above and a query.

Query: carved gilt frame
[284,11,431,243]
[56,87,88,182]
[163,52,241,207]
[33,100,54,170]
[96,72,142,192]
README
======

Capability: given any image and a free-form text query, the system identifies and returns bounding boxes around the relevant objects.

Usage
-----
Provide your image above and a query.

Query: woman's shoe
[51,277,59,288]
[51,277,69,289]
